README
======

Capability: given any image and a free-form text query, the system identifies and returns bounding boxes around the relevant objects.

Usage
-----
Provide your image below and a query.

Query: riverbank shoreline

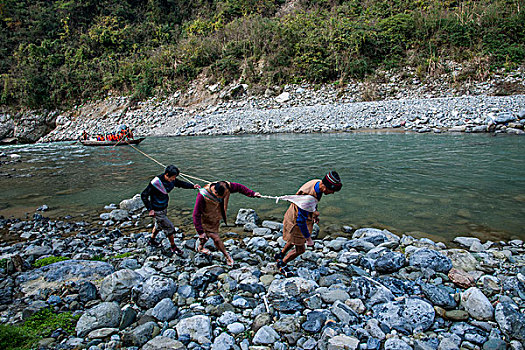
[39,94,525,143]
[1,67,525,144]
[0,197,524,350]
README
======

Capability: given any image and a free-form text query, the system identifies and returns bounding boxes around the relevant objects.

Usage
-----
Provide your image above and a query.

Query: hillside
[1,0,524,110]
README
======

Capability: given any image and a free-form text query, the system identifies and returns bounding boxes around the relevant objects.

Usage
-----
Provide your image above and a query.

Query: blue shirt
[296,181,322,238]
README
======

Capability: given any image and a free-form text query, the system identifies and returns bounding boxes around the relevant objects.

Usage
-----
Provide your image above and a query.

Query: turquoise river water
[1,133,524,243]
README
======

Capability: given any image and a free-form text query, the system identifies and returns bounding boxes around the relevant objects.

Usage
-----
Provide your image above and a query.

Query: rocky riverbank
[1,67,525,144]
[0,195,524,350]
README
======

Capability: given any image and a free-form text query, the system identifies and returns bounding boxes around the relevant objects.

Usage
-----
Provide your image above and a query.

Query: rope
[259,195,280,200]
[127,143,166,168]
[178,173,211,184]
[116,141,283,199]
[125,142,212,185]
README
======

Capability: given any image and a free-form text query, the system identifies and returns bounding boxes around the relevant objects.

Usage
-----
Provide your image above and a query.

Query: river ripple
[1,133,524,242]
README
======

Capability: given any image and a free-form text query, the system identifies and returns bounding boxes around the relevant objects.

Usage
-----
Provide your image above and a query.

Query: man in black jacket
[141,165,199,255]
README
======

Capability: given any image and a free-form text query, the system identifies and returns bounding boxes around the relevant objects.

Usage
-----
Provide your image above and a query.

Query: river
[1,133,524,243]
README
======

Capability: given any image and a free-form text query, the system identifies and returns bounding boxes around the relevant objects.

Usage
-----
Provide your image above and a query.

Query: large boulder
[374,251,406,273]
[348,277,394,308]
[109,209,129,222]
[460,287,494,321]
[133,276,177,309]
[352,228,400,244]
[16,260,114,296]
[100,269,144,302]
[0,277,14,305]
[373,298,435,333]
[123,321,159,347]
[495,302,525,341]
[267,277,318,301]
[175,315,212,342]
[384,338,412,350]
[408,248,453,273]
[253,325,279,345]
[76,302,121,337]
[152,298,178,322]
[420,282,456,309]
[23,245,52,258]
[14,111,57,143]
[235,208,259,225]
[442,249,478,271]
[0,113,14,140]
[212,332,235,350]
[119,194,144,212]
[326,335,359,350]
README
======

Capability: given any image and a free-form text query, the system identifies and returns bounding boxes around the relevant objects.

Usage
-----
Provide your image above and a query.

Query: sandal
[274,252,284,262]
[197,246,211,255]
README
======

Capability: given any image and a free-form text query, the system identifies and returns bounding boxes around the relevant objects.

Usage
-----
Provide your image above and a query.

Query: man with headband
[276,171,342,277]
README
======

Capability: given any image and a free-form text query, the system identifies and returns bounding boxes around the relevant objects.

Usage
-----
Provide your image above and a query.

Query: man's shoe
[171,245,184,257]
[274,252,284,262]
[148,238,160,247]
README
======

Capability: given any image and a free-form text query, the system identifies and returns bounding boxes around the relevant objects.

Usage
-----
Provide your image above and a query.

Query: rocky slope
[1,67,524,144]
[0,195,524,350]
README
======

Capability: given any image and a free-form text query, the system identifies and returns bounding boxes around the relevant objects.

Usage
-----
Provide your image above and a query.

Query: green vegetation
[0,308,79,350]
[110,252,134,259]
[32,256,70,268]
[89,254,105,261]
[0,259,7,269]
[0,323,37,350]
[1,0,523,110]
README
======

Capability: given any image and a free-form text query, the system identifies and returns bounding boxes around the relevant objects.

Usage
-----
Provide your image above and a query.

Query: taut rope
[123,142,212,185]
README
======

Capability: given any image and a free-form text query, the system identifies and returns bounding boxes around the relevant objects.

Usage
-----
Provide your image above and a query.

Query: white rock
[175,315,211,342]
[327,335,359,350]
[460,287,494,320]
[275,92,291,103]
[253,325,279,345]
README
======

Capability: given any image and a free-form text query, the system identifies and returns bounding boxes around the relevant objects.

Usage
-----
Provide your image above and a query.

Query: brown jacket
[199,183,231,233]
[282,179,320,245]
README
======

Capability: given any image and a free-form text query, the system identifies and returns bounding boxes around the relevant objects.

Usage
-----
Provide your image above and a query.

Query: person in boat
[275,171,342,277]
[118,124,134,140]
[81,130,88,140]
[141,165,200,256]
[193,181,261,266]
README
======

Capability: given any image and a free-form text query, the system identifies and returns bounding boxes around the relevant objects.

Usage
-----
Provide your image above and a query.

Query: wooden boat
[80,137,145,146]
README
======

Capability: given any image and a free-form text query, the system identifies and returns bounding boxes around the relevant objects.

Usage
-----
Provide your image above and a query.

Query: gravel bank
[0,196,524,350]
[38,68,525,142]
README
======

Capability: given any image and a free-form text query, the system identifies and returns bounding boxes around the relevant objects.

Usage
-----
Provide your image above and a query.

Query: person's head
[320,171,342,194]
[211,181,230,198]
[164,165,180,181]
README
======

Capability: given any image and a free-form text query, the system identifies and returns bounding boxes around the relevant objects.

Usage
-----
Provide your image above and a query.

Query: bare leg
[150,225,157,240]
[280,242,294,256]
[209,232,233,266]
[197,237,211,255]
[283,244,306,265]
[167,232,175,247]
